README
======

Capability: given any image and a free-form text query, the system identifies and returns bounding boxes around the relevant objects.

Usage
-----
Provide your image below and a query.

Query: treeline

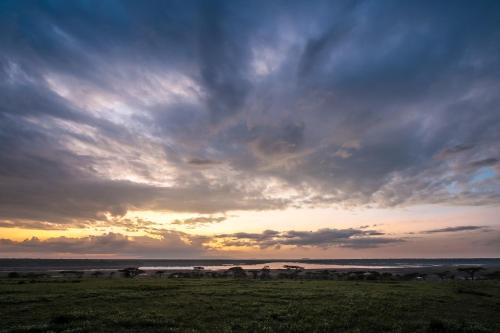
[4,266,500,281]
[158,266,500,281]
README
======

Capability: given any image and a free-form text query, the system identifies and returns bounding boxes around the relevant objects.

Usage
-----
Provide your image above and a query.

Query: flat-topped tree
[284,265,304,271]
[91,271,104,278]
[260,266,271,279]
[457,267,484,280]
[154,270,165,278]
[119,267,145,278]
[436,271,452,280]
[484,270,500,280]
[226,266,247,278]
[60,271,84,278]
[283,265,304,279]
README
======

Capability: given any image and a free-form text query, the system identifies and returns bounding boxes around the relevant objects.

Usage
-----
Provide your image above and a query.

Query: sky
[0,0,499,259]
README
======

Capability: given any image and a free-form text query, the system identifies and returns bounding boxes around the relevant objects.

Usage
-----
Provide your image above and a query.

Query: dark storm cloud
[469,158,498,168]
[0,0,499,229]
[197,1,253,124]
[250,122,305,157]
[338,237,404,249]
[0,177,287,224]
[437,144,476,159]
[216,228,403,249]
[421,225,489,234]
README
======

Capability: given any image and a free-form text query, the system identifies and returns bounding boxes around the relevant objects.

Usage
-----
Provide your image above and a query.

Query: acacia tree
[155,270,165,278]
[119,267,145,278]
[282,265,304,279]
[227,266,247,278]
[484,271,500,280]
[91,271,104,278]
[457,267,484,280]
[260,266,271,280]
[60,270,84,279]
[436,271,453,280]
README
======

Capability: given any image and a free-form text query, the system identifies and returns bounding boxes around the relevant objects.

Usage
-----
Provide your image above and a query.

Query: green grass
[1,278,499,333]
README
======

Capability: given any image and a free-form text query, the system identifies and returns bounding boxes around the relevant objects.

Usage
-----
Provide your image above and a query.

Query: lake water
[139,262,401,270]
[1,258,499,271]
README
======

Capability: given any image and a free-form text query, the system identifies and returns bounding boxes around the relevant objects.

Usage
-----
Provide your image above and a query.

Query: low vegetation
[1,275,499,333]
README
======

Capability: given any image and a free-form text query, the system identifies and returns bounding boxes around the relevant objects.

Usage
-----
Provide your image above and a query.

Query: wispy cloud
[171,216,227,226]
[421,226,489,234]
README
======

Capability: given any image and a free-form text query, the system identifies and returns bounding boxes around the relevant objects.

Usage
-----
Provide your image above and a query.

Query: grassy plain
[1,277,499,333]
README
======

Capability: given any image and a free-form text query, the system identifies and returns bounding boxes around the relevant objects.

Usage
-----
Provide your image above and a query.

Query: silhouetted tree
[168,272,182,278]
[119,267,145,278]
[154,270,165,278]
[283,265,304,271]
[260,266,271,279]
[191,270,204,278]
[315,270,327,280]
[25,272,49,279]
[347,271,366,280]
[283,265,304,279]
[7,272,20,278]
[91,271,104,278]
[60,271,84,279]
[483,270,500,280]
[436,271,452,280]
[209,271,221,278]
[401,272,420,281]
[457,267,484,280]
[226,266,247,278]
[364,271,380,280]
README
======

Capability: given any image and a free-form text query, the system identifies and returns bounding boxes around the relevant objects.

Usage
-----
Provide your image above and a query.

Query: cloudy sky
[1,0,499,258]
